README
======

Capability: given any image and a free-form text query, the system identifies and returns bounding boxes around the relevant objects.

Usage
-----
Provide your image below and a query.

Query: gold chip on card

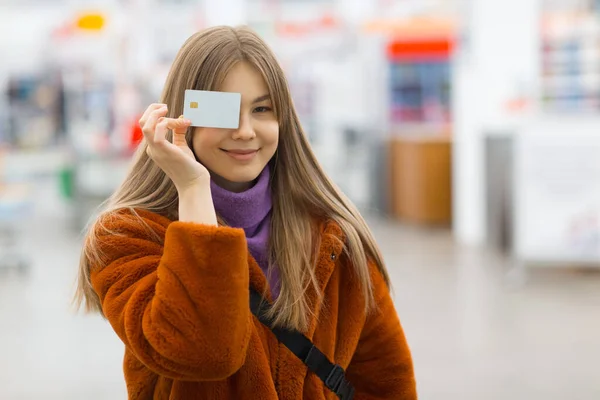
[183,90,241,128]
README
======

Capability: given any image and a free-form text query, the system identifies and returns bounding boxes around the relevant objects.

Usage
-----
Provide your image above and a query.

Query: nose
[232,114,256,140]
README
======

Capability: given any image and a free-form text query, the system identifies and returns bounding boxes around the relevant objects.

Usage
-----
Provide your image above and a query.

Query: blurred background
[0,0,600,399]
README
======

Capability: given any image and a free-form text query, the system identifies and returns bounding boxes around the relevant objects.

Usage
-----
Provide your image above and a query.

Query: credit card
[183,89,241,129]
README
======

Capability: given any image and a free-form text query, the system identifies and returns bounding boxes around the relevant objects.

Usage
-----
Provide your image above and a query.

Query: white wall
[204,0,247,26]
[452,0,541,245]
[0,5,70,74]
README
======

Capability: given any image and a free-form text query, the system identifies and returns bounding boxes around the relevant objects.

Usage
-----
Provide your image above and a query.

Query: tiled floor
[1,181,599,399]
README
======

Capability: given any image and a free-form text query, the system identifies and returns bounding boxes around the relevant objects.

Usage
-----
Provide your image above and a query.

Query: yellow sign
[76,13,106,31]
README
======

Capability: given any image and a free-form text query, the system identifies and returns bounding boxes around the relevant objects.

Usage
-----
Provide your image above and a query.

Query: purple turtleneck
[210,166,280,299]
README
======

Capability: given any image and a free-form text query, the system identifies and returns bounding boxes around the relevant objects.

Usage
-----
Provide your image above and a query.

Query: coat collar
[248,219,346,335]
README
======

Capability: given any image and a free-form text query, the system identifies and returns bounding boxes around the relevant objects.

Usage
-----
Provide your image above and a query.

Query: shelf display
[387,34,453,128]
[4,72,66,149]
[541,0,600,112]
[513,118,600,264]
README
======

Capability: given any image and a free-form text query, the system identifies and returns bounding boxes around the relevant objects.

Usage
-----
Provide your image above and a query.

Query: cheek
[260,121,280,147]
[192,129,222,159]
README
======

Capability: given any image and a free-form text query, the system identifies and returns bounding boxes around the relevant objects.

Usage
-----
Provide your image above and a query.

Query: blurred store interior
[0,0,600,399]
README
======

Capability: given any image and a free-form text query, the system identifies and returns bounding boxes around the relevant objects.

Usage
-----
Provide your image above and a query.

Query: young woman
[75,25,416,400]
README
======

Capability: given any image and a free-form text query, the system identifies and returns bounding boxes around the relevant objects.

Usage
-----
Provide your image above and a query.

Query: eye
[253,106,272,113]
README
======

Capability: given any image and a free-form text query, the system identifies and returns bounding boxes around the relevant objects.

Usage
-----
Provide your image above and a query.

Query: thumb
[173,115,190,147]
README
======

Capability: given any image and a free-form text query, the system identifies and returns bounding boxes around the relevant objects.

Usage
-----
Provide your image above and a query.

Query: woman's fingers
[139,106,207,189]
[172,115,190,147]
[141,105,168,142]
[140,105,192,164]
[154,117,169,144]
[138,103,166,128]
[154,116,191,145]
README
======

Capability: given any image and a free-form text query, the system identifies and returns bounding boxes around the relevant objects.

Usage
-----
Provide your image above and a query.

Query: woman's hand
[139,103,209,191]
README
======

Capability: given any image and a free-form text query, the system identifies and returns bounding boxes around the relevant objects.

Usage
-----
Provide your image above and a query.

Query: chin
[216,166,263,183]
[226,173,260,183]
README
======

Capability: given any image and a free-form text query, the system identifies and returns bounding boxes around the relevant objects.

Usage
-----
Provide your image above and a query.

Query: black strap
[250,288,355,400]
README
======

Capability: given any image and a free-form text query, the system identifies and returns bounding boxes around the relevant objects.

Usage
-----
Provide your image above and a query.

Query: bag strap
[249,287,355,400]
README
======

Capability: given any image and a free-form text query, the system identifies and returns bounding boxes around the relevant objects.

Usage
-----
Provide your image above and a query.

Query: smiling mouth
[221,149,259,154]
[221,148,259,161]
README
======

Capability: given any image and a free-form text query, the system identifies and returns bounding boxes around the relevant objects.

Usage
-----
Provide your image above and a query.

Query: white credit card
[183,90,241,129]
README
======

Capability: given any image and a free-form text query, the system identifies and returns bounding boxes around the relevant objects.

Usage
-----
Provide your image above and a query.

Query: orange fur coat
[90,209,417,399]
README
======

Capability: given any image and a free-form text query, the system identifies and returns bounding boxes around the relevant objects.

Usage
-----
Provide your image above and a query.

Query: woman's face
[192,61,279,192]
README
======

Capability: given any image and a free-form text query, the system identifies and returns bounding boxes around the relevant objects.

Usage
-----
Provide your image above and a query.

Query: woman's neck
[210,173,255,193]
[209,165,272,229]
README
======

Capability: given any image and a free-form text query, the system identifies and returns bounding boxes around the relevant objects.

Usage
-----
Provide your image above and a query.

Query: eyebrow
[252,94,271,104]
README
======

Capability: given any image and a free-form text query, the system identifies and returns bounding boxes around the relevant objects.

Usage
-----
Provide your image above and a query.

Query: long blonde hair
[75,25,390,331]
